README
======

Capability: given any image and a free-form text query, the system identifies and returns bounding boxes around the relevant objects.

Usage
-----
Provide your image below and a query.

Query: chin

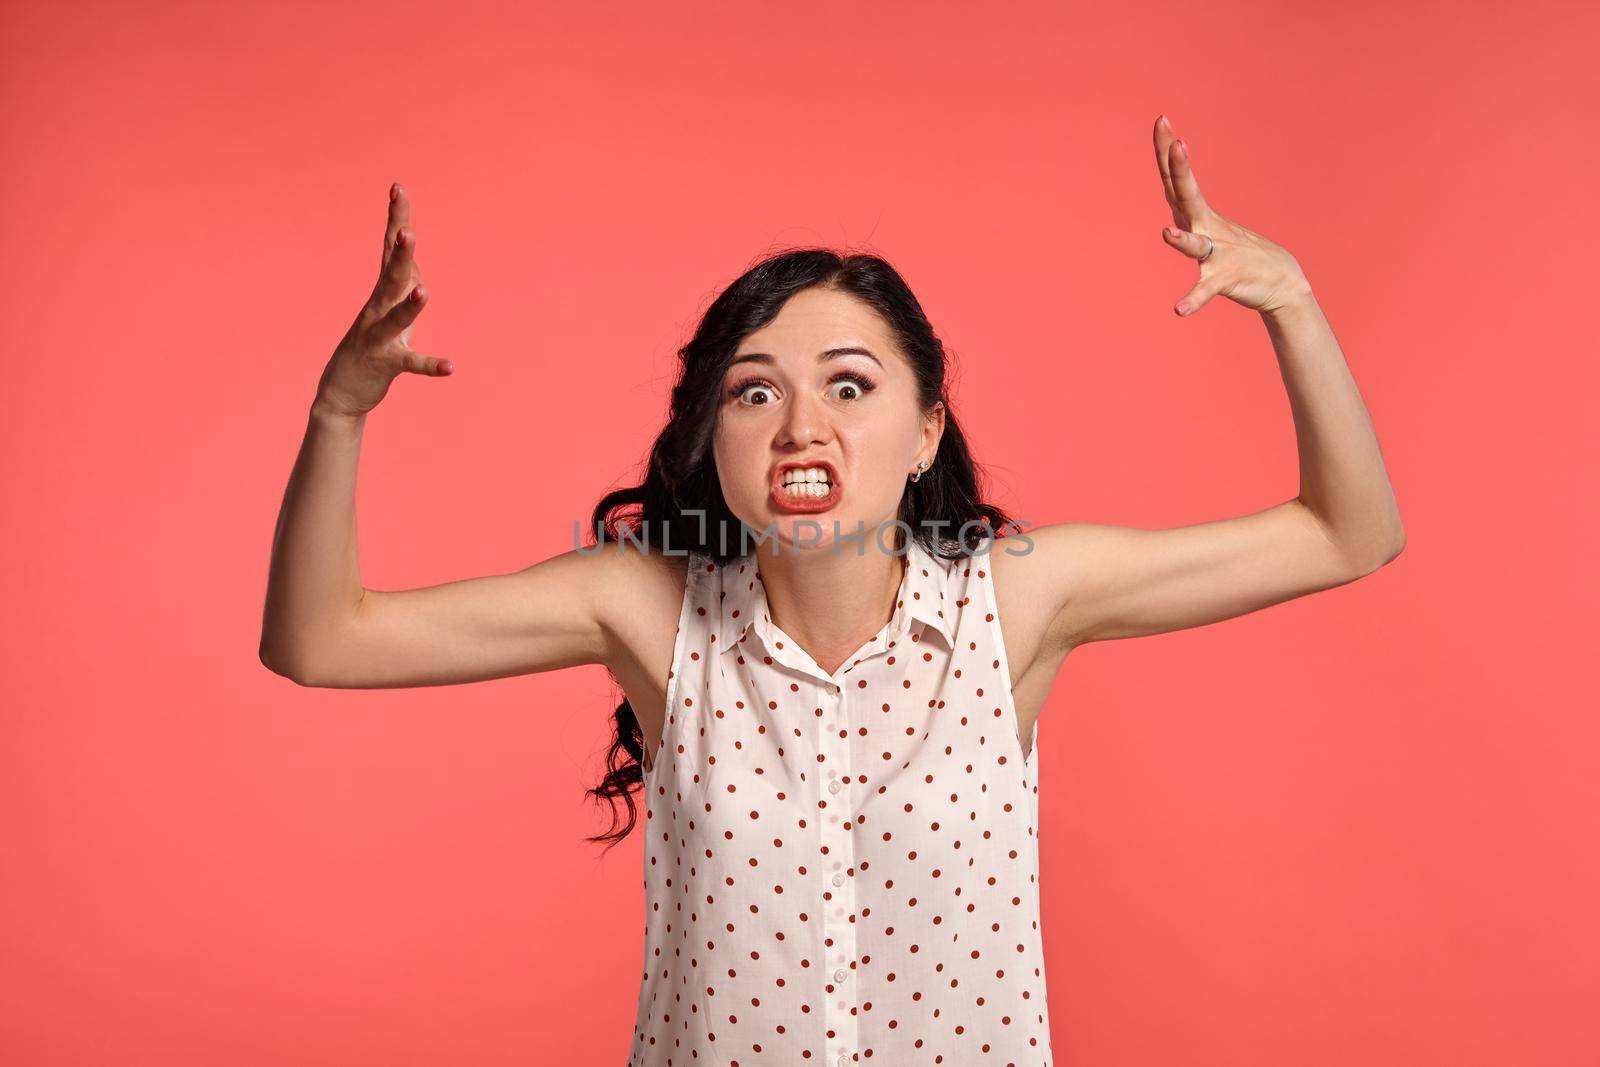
[772,512,882,553]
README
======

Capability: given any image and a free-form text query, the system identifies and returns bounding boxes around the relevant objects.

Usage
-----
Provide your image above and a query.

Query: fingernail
[395,229,405,247]
[1175,302,1189,316]
[409,287,422,302]
[390,183,398,202]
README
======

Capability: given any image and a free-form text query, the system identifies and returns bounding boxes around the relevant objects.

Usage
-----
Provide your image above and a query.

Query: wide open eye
[730,378,777,406]
[828,371,877,402]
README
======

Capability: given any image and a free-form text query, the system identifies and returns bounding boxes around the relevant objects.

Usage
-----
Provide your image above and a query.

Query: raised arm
[1013,116,1405,652]
[257,184,645,688]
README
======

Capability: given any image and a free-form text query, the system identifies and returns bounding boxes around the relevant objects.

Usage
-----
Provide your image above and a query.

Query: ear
[923,400,946,456]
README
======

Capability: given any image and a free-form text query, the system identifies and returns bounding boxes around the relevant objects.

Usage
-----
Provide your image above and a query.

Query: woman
[260,115,1404,1065]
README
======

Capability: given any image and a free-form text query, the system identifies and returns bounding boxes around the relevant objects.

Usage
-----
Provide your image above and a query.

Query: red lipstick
[769,459,843,514]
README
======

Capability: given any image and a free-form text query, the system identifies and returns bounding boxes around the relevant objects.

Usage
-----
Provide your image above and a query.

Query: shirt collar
[712,538,955,656]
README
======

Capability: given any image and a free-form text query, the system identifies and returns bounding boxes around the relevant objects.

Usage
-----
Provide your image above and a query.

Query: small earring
[909,460,929,483]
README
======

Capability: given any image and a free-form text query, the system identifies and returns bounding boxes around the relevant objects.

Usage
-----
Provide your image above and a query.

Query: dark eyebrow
[727,346,884,371]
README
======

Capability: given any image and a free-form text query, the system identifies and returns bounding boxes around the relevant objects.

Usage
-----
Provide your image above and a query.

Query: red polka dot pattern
[629,538,1050,1065]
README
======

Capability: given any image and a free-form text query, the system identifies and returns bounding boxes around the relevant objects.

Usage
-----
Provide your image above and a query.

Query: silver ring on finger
[1198,235,1215,262]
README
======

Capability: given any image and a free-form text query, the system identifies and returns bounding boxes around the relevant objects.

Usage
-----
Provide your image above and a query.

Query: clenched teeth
[782,481,833,498]
[779,466,833,498]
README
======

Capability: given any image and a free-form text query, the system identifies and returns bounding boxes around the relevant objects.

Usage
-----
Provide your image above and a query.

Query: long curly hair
[582,247,1018,852]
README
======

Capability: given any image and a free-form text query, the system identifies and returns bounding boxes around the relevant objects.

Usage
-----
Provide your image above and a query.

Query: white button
[834,967,848,982]
[838,1052,850,1066]
[832,872,845,886]
[828,779,843,794]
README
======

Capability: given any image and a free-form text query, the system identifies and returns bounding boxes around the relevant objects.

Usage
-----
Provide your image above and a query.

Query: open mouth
[770,460,842,512]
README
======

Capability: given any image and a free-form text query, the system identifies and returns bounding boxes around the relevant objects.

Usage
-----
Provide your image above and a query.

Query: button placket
[817,676,859,1066]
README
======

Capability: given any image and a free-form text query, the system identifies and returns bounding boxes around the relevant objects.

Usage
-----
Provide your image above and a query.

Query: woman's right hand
[314,182,453,418]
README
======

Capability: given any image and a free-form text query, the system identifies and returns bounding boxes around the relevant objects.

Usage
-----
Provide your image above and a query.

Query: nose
[775,387,831,450]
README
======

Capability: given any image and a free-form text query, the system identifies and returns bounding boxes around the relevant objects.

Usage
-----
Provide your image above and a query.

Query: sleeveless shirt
[629,536,1050,1066]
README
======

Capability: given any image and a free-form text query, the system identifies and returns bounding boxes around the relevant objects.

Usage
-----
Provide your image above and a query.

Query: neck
[752,530,908,676]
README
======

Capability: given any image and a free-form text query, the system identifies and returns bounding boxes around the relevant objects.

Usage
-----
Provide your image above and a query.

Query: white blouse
[630,536,1050,1066]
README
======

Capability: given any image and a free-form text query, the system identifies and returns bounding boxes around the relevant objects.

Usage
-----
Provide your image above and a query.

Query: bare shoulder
[985,528,1083,754]
[588,543,693,741]
[987,527,1082,663]
[588,542,692,670]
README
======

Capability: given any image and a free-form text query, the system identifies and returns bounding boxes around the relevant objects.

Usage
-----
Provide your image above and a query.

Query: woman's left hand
[1154,115,1312,317]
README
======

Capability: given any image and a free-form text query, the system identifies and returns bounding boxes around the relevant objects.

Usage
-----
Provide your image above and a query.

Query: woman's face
[713,286,943,552]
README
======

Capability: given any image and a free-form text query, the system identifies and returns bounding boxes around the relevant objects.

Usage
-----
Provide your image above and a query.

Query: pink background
[3,1,1595,1063]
